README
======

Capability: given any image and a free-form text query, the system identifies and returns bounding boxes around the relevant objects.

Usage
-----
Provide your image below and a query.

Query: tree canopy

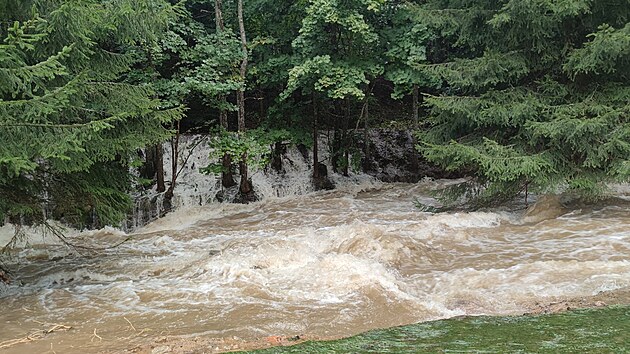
[0,0,183,226]
[416,0,630,205]
[1,0,628,227]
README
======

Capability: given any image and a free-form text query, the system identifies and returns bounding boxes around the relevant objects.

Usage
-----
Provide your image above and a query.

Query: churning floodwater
[1,180,630,353]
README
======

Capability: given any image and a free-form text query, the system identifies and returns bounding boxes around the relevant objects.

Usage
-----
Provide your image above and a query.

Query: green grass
[244,306,630,353]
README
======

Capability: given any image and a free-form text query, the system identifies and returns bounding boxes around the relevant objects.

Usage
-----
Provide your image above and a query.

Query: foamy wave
[0,221,82,248]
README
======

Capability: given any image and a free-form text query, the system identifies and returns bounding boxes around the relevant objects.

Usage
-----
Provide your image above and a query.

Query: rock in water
[522,194,567,224]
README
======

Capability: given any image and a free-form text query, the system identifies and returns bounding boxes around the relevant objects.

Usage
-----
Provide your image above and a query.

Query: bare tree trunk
[313,93,319,179]
[214,0,236,188]
[237,0,253,197]
[410,84,420,172]
[214,0,224,31]
[163,121,180,213]
[156,143,165,193]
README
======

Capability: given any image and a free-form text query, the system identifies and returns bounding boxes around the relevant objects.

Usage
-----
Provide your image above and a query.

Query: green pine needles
[0,0,183,227]
[416,0,630,207]
[2,0,627,224]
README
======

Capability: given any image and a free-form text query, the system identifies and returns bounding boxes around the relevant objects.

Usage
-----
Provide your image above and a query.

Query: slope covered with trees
[0,0,183,227]
[1,0,628,228]
[416,0,630,206]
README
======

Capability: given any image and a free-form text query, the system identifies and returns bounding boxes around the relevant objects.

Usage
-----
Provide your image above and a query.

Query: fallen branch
[91,328,103,342]
[121,327,151,341]
[1,224,25,255]
[0,323,72,350]
[124,317,137,332]
[0,222,133,283]
[43,222,132,252]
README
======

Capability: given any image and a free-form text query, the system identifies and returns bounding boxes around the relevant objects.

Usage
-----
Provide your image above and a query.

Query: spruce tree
[0,0,183,226]
[415,0,630,205]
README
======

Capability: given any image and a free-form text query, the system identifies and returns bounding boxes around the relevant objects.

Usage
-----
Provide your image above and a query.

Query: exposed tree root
[0,322,72,350]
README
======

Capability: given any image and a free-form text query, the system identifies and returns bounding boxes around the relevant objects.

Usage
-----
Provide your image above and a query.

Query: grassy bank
[244,306,630,353]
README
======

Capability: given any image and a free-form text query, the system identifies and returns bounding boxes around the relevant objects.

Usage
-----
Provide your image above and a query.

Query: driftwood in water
[0,322,72,350]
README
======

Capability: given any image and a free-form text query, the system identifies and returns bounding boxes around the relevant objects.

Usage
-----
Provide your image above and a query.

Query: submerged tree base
[244,305,630,353]
[233,189,259,204]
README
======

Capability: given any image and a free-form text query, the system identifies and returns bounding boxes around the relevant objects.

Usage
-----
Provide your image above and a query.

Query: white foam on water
[0,221,84,248]
[1,141,630,353]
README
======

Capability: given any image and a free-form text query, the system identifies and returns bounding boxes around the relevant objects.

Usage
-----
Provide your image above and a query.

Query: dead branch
[0,323,72,350]
[124,317,137,332]
[90,328,103,342]
[43,222,132,252]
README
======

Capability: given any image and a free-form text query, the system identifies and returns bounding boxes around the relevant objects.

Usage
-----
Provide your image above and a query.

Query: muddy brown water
[1,181,629,353]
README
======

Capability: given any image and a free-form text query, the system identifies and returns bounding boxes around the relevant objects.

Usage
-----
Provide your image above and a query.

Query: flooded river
[1,180,629,353]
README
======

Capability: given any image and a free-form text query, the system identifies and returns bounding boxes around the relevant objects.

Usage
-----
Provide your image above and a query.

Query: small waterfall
[251,146,314,198]
[127,134,379,230]
[126,193,166,230]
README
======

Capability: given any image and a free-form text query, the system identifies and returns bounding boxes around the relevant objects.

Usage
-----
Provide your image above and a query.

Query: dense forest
[1,0,628,228]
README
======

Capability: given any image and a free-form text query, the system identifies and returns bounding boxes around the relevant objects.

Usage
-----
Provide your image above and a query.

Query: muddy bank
[524,287,630,315]
[121,287,630,354]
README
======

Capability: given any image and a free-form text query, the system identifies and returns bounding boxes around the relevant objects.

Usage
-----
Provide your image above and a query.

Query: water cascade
[126,134,381,230]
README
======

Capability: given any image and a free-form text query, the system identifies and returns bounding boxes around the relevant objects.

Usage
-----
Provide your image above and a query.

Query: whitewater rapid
[1,180,630,353]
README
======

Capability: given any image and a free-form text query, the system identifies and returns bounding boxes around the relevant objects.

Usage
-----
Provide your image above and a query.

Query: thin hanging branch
[42,222,132,251]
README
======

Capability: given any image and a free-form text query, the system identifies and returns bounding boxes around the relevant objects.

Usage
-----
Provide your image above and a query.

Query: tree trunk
[156,143,165,193]
[214,0,224,32]
[216,0,226,128]
[221,154,236,188]
[313,93,319,179]
[0,266,9,284]
[237,0,247,134]
[215,0,235,188]
[163,121,180,213]
[363,95,369,165]
[413,84,419,129]
[259,92,265,124]
[410,84,420,172]
[343,98,350,176]
[236,0,253,199]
